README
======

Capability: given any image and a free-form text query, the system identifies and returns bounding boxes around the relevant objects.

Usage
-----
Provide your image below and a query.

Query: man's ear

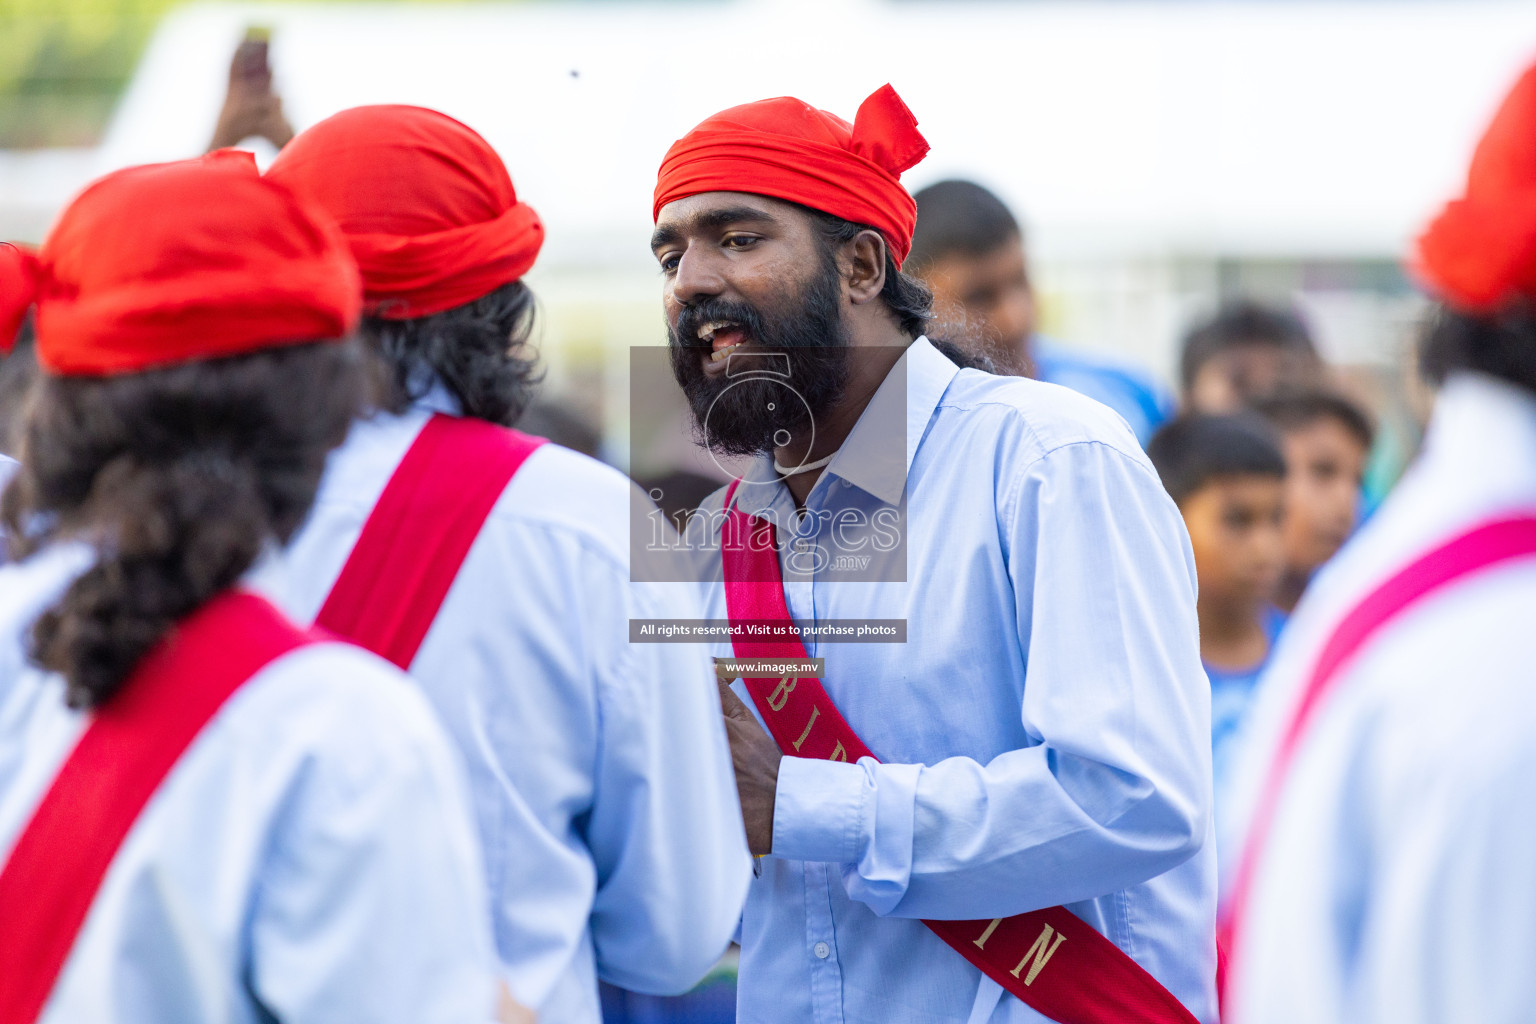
[843,229,887,306]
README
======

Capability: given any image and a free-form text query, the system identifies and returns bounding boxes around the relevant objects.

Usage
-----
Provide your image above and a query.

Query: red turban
[267,105,545,320]
[1416,61,1536,313]
[0,151,360,377]
[653,85,930,266]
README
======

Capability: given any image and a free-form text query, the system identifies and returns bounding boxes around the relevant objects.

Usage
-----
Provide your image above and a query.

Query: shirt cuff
[772,755,868,863]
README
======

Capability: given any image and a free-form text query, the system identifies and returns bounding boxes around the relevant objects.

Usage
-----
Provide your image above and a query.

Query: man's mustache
[673,299,766,349]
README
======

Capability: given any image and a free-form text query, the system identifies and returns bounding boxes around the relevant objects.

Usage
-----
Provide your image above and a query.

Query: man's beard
[667,254,850,458]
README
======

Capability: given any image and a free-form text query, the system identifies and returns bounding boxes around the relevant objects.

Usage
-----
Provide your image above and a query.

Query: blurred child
[908,179,1176,443]
[1147,413,1287,822]
[1252,389,1374,613]
[1179,300,1325,413]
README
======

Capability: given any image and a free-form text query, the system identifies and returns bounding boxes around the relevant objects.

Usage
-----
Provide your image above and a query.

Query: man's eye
[723,235,759,250]
[659,254,680,274]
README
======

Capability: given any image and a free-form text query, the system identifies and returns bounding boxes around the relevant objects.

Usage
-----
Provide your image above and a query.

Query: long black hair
[364,280,541,426]
[0,340,365,709]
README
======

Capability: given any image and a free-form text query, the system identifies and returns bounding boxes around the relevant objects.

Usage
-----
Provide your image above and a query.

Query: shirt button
[813,941,830,960]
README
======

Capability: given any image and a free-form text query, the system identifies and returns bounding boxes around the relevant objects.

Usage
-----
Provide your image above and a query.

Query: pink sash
[1220,513,1536,1008]
[315,412,545,668]
[0,592,315,1024]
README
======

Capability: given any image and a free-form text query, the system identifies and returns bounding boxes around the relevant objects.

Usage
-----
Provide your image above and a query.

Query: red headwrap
[653,85,930,266]
[1416,61,1536,313]
[0,151,360,376]
[267,105,545,320]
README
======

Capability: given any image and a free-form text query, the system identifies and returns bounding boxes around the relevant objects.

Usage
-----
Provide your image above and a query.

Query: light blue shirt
[258,392,751,1023]
[689,338,1216,1024]
[0,545,499,1024]
[1034,339,1176,447]
[1206,605,1286,834]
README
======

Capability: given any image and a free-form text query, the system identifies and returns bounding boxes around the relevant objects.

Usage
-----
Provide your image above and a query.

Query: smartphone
[234,25,274,93]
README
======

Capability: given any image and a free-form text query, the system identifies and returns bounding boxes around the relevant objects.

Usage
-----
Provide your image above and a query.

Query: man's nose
[669,244,727,308]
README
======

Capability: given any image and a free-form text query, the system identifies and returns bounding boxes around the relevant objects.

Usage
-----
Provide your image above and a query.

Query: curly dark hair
[0,340,365,709]
[364,280,542,426]
[1420,300,1536,395]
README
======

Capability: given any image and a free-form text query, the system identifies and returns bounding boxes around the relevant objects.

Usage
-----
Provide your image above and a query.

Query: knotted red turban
[267,105,545,320]
[0,151,360,376]
[1416,61,1536,313]
[653,85,930,267]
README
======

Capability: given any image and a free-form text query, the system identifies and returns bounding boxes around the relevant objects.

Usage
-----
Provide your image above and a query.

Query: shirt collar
[826,336,957,507]
[412,378,463,417]
[730,336,958,514]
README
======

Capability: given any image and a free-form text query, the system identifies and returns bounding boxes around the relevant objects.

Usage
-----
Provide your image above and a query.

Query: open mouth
[698,319,752,373]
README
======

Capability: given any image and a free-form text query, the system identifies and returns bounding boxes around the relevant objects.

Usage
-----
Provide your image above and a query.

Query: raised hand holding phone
[208,27,295,152]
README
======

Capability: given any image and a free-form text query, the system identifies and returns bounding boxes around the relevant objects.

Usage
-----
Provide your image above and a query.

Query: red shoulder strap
[0,590,314,1024]
[718,480,1200,1024]
[1220,513,1536,1004]
[315,413,546,669]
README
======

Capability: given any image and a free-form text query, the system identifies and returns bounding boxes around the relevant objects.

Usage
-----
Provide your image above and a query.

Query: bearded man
[652,86,1217,1024]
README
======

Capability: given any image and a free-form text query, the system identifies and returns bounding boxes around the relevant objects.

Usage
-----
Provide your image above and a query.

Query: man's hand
[718,676,784,857]
[496,981,535,1024]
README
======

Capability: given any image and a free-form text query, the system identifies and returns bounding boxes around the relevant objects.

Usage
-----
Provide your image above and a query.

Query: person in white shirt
[263,104,750,1022]
[0,155,514,1023]
[1221,60,1536,1024]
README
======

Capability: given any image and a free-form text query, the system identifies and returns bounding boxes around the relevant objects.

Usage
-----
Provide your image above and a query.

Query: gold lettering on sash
[792,707,821,752]
[768,674,796,712]
[829,741,848,762]
[973,918,1003,950]
[1010,924,1067,986]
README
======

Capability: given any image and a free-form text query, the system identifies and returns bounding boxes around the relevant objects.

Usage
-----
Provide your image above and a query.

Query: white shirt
[691,338,1216,1024]
[260,393,751,1022]
[0,545,498,1024]
[1222,373,1536,1024]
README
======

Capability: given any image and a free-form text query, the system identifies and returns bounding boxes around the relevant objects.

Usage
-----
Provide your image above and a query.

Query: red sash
[315,413,546,668]
[718,480,1200,1024]
[0,591,315,1024]
[1220,513,1536,1007]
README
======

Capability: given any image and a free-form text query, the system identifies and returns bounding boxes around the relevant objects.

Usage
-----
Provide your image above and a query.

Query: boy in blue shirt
[1147,414,1287,824]
[1252,389,1374,613]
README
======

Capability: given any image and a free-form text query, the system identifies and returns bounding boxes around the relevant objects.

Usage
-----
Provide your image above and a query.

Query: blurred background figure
[1178,300,1325,414]
[1146,413,1287,829]
[0,325,33,457]
[0,264,34,563]
[1222,59,1536,1024]
[909,179,1175,444]
[1251,390,1373,614]
[206,26,293,154]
